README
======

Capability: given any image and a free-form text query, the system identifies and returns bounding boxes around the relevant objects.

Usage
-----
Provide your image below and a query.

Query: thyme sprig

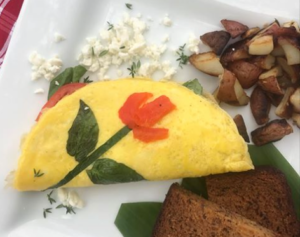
[127,60,141,78]
[34,169,44,178]
[176,44,189,68]
[43,208,52,218]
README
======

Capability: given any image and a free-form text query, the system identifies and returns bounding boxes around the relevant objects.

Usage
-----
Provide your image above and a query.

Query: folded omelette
[14,78,253,191]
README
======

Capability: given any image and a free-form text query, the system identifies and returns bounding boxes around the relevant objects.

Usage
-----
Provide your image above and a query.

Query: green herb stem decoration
[107,22,114,31]
[176,44,189,68]
[127,60,141,78]
[125,3,132,9]
[43,208,52,218]
[34,169,44,178]
[56,204,76,215]
[47,190,56,205]
[47,125,132,190]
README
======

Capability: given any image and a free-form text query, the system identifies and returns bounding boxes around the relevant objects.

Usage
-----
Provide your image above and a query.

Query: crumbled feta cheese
[34,88,44,94]
[84,107,89,110]
[54,32,65,43]
[55,81,60,86]
[162,15,172,27]
[187,33,200,54]
[78,14,175,80]
[162,34,170,43]
[57,188,84,209]
[29,52,63,81]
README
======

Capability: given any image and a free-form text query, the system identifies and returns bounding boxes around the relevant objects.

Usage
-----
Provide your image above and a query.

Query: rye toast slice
[206,166,300,237]
[152,183,284,237]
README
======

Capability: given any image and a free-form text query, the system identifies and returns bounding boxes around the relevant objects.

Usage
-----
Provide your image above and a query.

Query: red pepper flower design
[119,92,176,143]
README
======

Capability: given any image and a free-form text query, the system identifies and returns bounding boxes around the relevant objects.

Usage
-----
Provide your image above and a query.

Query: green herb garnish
[47,190,56,205]
[87,158,144,184]
[127,60,141,78]
[176,44,189,68]
[48,65,87,99]
[47,125,131,190]
[34,169,44,178]
[120,46,125,49]
[67,100,99,162]
[99,50,109,57]
[43,208,52,218]
[56,204,76,215]
[83,76,92,83]
[125,3,132,9]
[107,22,114,31]
[183,79,203,96]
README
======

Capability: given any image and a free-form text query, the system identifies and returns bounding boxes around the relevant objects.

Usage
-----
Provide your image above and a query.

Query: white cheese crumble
[78,13,176,80]
[29,52,63,81]
[187,33,200,54]
[54,32,65,43]
[55,81,60,86]
[34,88,44,94]
[162,34,170,43]
[57,188,84,209]
[162,14,172,27]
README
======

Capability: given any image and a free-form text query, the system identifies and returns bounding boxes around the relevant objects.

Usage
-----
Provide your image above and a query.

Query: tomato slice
[134,95,176,127]
[118,92,153,128]
[133,127,169,143]
[36,83,87,121]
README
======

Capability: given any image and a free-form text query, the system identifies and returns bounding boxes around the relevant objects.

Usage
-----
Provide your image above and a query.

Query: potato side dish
[190,19,300,146]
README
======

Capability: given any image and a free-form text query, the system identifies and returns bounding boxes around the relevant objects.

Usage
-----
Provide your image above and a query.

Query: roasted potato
[277,57,299,83]
[200,31,230,55]
[250,54,275,70]
[266,92,283,107]
[292,113,300,128]
[271,45,285,57]
[256,21,280,37]
[290,87,300,112]
[233,114,250,142]
[250,86,271,125]
[278,37,300,65]
[221,19,249,38]
[228,60,262,89]
[275,87,295,119]
[277,74,293,89]
[251,119,293,146]
[220,40,250,66]
[217,69,249,106]
[189,52,224,76]
[283,21,300,33]
[248,35,274,55]
[258,76,284,95]
[259,66,283,79]
[241,27,260,39]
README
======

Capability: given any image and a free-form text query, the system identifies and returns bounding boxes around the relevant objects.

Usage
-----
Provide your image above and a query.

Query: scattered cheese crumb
[84,107,89,110]
[29,52,63,81]
[162,15,172,27]
[162,34,170,43]
[54,32,65,43]
[57,188,84,209]
[78,13,176,80]
[187,33,200,54]
[55,81,60,86]
[34,88,45,94]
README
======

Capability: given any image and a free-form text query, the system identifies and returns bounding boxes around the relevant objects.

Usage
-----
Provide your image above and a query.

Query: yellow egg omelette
[13,78,253,191]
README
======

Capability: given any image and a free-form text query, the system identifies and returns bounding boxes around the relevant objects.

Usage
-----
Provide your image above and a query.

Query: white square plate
[0,0,299,236]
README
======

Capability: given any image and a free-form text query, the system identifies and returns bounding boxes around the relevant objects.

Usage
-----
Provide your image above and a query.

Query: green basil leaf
[47,126,131,190]
[181,177,207,198]
[87,158,145,184]
[48,68,73,99]
[115,202,162,237]
[183,79,203,96]
[48,65,87,99]
[73,65,87,82]
[67,100,99,162]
